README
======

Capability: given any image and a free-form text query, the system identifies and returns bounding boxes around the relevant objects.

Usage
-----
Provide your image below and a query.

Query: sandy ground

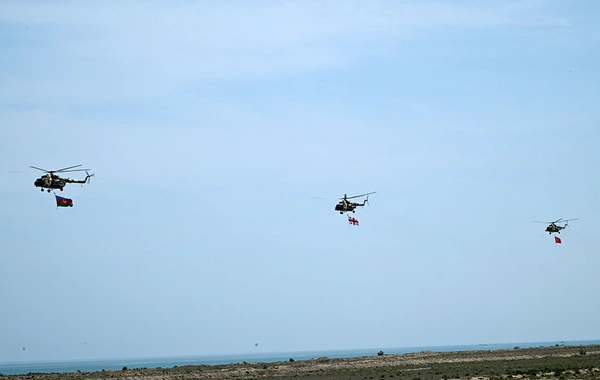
[5,344,600,380]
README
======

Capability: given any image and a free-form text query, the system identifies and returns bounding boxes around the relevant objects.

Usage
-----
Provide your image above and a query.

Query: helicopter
[534,218,577,234]
[31,165,94,192]
[335,192,376,214]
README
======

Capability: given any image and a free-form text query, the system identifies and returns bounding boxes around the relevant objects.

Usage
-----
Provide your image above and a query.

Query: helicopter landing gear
[47,189,51,193]
[60,188,63,191]
[352,210,355,213]
[41,188,44,192]
[340,211,343,214]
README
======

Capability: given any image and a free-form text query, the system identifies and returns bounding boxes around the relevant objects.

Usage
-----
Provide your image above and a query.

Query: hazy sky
[1,0,599,363]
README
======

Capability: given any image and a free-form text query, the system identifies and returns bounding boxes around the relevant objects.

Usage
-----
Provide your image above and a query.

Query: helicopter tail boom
[359,195,372,207]
[63,171,94,184]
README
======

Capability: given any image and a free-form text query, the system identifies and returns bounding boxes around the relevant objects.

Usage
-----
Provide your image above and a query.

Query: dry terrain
[4,345,600,380]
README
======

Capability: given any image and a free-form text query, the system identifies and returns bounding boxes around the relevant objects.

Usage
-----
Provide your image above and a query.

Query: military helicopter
[335,192,376,214]
[534,218,577,234]
[31,165,94,192]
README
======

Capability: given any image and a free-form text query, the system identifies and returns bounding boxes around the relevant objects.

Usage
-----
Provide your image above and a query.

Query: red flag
[554,236,561,244]
[348,216,359,226]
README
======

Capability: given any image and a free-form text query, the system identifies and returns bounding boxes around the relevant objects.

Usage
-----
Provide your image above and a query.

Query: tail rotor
[85,170,95,185]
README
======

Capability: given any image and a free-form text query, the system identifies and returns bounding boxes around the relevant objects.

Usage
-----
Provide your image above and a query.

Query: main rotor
[30,165,90,174]
[534,218,578,225]
[340,192,377,200]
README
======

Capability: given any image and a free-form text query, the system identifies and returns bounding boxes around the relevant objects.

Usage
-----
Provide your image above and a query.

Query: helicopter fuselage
[335,201,364,214]
[335,204,356,213]
[34,174,66,192]
[545,224,565,234]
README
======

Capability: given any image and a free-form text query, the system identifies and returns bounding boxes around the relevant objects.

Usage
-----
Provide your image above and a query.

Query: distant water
[1,340,599,376]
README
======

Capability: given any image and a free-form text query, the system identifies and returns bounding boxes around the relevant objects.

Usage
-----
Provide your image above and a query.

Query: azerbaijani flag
[55,195,73,207]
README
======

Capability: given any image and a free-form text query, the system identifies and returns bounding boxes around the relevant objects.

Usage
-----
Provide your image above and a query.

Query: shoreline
[4,344,600,379]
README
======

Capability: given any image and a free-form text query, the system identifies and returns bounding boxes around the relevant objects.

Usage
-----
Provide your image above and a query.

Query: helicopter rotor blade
[54,165,83,172]
[30,165,85,174]
[30,166,50,172]
[533,218,577,225]
[57,168,90,173]
[345,191,377,200]
[533,219,571,224]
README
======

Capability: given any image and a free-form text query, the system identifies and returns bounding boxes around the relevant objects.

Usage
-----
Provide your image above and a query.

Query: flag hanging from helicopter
[348,216,359,226]
[55,195,73,207]
[554,236,561,244]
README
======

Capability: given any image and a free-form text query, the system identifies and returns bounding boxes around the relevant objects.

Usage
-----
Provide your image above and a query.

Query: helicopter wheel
[340,212,343,214]
[352,210,355,213]
[47,189,51,193]
[41,188,44,192]
[60,188,63,191]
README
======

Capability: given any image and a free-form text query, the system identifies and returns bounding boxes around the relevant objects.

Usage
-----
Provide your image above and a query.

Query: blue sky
[1,0,599,363]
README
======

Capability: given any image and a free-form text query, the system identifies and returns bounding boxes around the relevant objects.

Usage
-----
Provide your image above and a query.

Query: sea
[1,340,599,376]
